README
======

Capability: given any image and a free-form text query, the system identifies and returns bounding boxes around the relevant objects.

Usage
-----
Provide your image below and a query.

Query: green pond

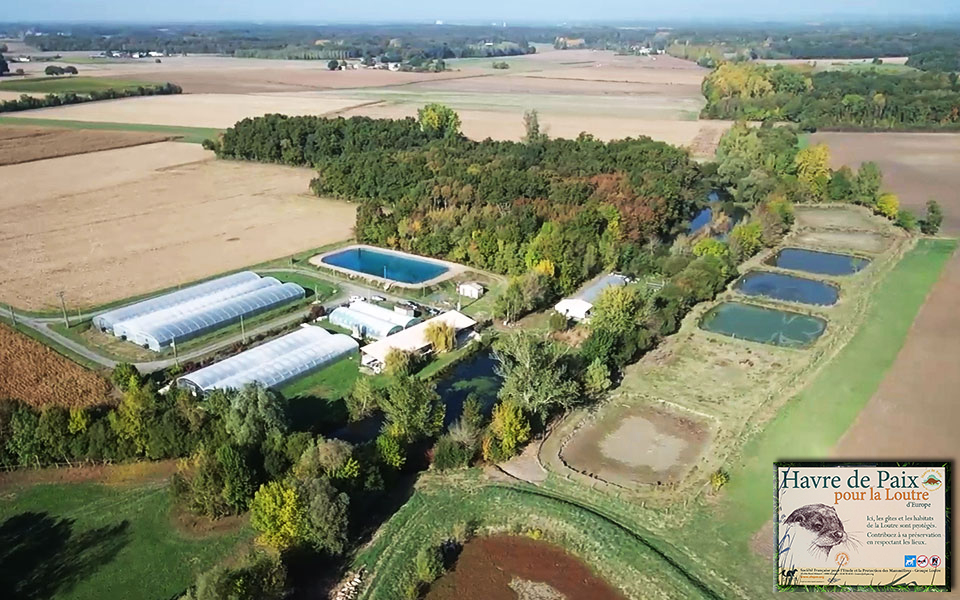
[700,302,827,348]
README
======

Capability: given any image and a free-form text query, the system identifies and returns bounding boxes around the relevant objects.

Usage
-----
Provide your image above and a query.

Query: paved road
[15,267,435,374]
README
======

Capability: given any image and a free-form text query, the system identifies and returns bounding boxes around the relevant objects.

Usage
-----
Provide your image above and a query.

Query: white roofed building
[554,273,629,322]
[360,311,477,373]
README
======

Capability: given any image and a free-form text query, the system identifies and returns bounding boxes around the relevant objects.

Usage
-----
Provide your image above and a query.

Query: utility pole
[172,337,179,367]
[240,314,246,344]
[57,291,69,327]
[9,304,17,329]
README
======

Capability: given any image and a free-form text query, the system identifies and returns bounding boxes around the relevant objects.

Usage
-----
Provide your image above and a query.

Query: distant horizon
[2,0,959,28]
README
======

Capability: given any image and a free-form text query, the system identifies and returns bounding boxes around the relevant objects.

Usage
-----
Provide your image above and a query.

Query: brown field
[6,92,370,128]
[561,404,711,487]
[2,54,478,93]
[812,132,960,234]
[0,323,112,408]
[0,142,355,311]
[4,49,730,154]
[424,535,626,600]
[0,125,173,165]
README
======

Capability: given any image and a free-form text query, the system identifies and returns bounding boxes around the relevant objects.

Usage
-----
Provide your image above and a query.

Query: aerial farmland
[0,12,958,600]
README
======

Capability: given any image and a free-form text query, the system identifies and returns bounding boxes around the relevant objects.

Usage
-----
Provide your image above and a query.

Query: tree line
[0,82,182,113]
[701,62,960,130]
[210,106,707,308]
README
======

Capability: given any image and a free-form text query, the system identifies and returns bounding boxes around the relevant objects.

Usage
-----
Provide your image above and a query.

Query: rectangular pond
[766,248,870,276]
[320,246,449,285]
[735,271,838,306]
[700,302,827,348]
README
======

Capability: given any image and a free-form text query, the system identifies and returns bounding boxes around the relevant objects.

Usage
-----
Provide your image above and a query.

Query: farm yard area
[0,141,354,311]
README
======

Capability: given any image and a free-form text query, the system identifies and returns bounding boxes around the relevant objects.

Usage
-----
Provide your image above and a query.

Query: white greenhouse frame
[92,271,261,333]
[177,326,358,395]
[116,282,305,351]
[328,306,402,339]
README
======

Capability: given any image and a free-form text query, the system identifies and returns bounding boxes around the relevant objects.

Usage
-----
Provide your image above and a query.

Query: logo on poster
[930,555,942,568]
[917,555,928,568]
[921,469,943,491]
[905,555,917,568]
[835,552,849,567]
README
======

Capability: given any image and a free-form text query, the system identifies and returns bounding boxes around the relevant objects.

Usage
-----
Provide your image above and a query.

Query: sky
[7,0,960,24]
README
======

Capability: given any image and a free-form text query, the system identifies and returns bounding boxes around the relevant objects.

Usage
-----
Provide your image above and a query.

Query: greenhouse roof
[115,281,304,349]
[329,306,402,339]
[178,326,358,393]
[93,271,261,332]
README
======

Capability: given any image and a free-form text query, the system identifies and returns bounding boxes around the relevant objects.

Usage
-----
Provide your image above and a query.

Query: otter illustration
[924,476,941,486]
[784,504,854,559]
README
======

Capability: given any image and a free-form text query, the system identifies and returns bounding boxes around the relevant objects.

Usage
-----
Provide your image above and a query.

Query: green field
[0,116,221,144]
[0,481,249,600]
[0,76,156,93]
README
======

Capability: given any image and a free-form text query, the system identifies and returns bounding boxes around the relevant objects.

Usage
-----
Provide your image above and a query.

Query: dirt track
[0,142,355,310]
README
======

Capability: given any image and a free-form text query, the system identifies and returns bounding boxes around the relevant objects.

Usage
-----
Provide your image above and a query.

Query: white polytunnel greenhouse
[177,326,359,395]
[347,300,421,328]
[328,306,402,340]
[117,282,305,351]
[92,271,262,333]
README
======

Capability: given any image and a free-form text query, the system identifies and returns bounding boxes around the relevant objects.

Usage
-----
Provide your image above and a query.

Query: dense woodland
[17,23,539,63]
[701,62,960,129]
[662,24,960,61]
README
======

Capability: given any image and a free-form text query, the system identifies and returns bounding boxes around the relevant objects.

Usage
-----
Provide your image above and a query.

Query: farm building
[458,282,485,299]
[104,275,304,351]
[554,273,629,321]
[328,300,420,340]
[360,311,477,373]
[93,271,262,333]
[177,325,358,395]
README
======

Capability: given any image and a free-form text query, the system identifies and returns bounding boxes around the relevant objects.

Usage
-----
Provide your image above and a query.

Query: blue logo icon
[904,555,917,568]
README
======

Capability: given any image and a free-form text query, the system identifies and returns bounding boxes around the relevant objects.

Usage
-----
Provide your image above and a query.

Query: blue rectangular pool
[735,271,839,306]
[321,247,449,284]
[766,248,870,276]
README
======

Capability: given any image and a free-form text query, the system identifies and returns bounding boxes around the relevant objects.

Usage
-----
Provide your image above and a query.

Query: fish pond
[766,248,870,276]
[320,246,449,284]
[735,271,839,306]
[700,302,827,348]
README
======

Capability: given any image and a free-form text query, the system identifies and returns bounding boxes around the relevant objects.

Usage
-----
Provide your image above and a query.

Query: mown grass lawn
[0,76,156,93]
[0,482,250,600]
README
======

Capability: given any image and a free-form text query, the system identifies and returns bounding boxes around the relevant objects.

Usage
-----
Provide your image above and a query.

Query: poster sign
[776,462,950,591]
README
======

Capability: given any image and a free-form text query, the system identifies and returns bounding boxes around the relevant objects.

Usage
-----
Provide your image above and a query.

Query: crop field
[0,76,156,93]
[793,205,885,230]
[5,92,371,129]
[0,124,173,165]
[0,480,249,600]
[3,49,730,154]
[541,206,905,500]
[0,142,355,311]
[812,131,960,234]
[0,323,112,408]
[0,116,221,143]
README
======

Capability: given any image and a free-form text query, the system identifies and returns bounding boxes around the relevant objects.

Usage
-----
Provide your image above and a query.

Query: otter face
[785,504,846,557]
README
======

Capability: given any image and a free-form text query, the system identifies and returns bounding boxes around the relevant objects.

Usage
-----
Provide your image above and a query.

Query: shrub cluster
[0,82,182,113]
